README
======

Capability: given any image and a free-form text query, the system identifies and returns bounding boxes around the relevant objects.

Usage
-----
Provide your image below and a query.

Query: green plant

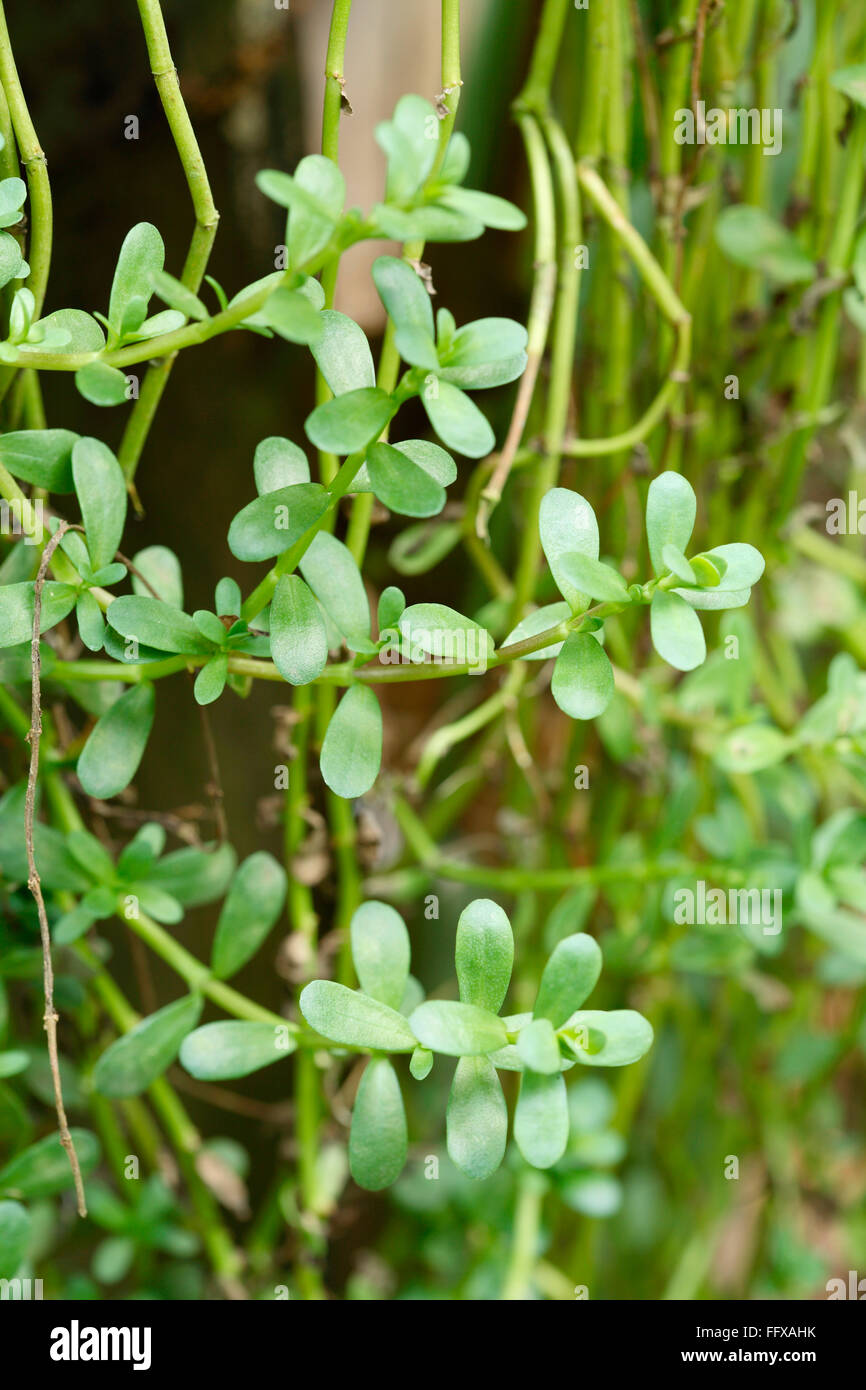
[0,0,865,1304]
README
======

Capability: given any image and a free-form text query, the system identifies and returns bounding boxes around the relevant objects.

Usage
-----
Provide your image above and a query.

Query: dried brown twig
[25,520,87,1217]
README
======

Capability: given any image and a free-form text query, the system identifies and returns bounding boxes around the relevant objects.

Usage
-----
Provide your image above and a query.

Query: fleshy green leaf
[365,440,446,517]
[0,1129,100,1200]
[319,685,382,798]
[310,311,375,395]
[107,596,215,655]
[714,205,816,285]
[76,590,105,653]
[421,378,494,458]
[559,552,629,603]
[76,682,155,798]
[304,387,395,455]
[455,898,513,1013]
[109,222,164,337]
[287,154,346,265]
[0,1200,30,1277]
[254,437,310,494]
[408,1000,508,1056]
[714,724,792,773]
[398,602,493,666]
[446,1056,507,1179]
[350,900,411,1010]
[228,483,330,562]
[502,601,571,660]
[650,589,706,671]
[534,933,602,1027]
[91,994,203,1097]
[269,574,328,685]
[645,472,696,575]
[257,287,322,345]
[375,95,439,203]
[539,488,599,611]
[0,581,78,648]
[299,980,417,1051]
[551,632,614,720]
[75,361,129,407]
[211,851,288,979]
[562,1009,654,1067]
[514,1069,569,1168]
[410,1046,433,1080]
[438,187,527,231]
[180,1021,294,1080]
[699,543,764,590]
[131,546,184,608]
[146,843,236,906]
[194,654,227,705]
[516,1017,561,1074]
[349,1058,407,1190]
[299,531,371,647]
[72,437,127,570]
[0,429,78,492]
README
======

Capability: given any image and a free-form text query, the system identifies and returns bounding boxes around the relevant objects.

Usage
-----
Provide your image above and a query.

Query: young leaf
[375,95,439,203]
[534,933,602,1027]
[286,154,346,265]
[699,543,764,590]
[304,387,395,455]
[408,1000,508,1056]
[421,379,494,458]
[211,851,288,979]
[299,980,417,1051]
[446,1056,507,1179]
[72,437,126,570]
[563,1010,654,1067]
[378,585,405,632]
[91,994,203,1097]
[349,1058,408,1190]
[514,1070,569,1168]
[75,590,105,652]
[76,682,155,799]
[194,655,228,706]
[645,472,696,575]
[661,543,697,584]
[350,900,411,1010]
[269,574,328,685]
[319,685,382,798]
[150,268,207,320]
[455,898,513,1013]
[551,632,614,720]
[109,222,164,337]
[650,589,706,671]
[180,1021,293,1080]
[539,488,600,610]
[410,1046,433,1080]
